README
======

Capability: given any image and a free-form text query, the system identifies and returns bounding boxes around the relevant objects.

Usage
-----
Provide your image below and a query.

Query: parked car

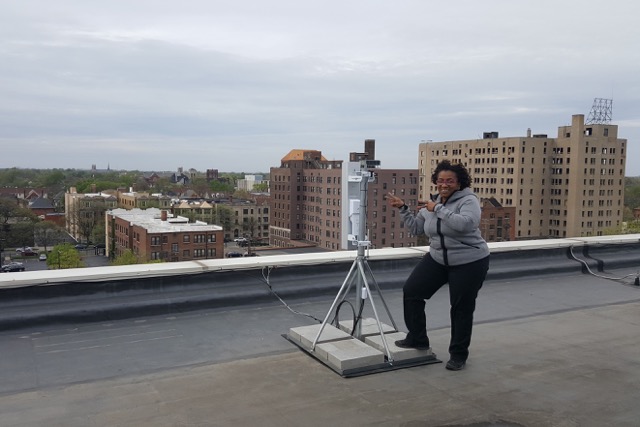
[1,262,25,272]
[226,252,243,258]
[15,247,32,253]
[233,237,247,243]
[39,253,47,261]
[75,244,88,250]
[22,250,38,257]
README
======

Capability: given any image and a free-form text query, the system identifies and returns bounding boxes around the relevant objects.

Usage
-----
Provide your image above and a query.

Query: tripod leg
[363,260,399,331]
[356,259,394,363]
[311,260,359,350]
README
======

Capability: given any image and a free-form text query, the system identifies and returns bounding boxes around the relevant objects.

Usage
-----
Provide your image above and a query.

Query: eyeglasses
[436,179,457,185]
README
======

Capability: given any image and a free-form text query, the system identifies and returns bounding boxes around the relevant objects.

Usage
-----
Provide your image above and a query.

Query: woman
[387,160,490,371]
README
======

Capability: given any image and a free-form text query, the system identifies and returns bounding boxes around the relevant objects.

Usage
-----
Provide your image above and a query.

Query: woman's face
[435,170,459,200]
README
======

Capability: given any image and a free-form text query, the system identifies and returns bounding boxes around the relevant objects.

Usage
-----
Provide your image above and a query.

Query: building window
[172,243,179,253]
[183,235,190,243]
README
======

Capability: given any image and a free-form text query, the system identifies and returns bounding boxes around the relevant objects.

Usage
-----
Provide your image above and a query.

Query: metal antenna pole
[311,169,397,363]
[352,173,368,338]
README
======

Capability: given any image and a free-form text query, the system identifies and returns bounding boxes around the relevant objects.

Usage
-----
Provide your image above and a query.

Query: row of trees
[0,168,269,197]
[0,198,68,251]
[624,177,640,220]
[44,244,144,269]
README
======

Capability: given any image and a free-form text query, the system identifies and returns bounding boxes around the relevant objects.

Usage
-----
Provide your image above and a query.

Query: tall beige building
[418,114,627,239]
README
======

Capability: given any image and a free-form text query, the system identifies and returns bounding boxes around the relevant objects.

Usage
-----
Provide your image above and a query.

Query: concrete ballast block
[338,318,395,337]
[315,338,385,372]
[365,331,433,361]
[288,324,352,350]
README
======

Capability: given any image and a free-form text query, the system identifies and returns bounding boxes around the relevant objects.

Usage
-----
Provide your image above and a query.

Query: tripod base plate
[286,320,441,377]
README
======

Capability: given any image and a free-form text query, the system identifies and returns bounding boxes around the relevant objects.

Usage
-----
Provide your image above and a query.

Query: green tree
[190,178,211,197]
[134,176,151,192]
[34,221,67,251]
[47,243,84,269]
[40,169,66,188]
[253,182,269,192]
[90,222,106,245]
[73,198,107,244]
[0,198,36,226]
[214,205,233,233]
[242,217,258,240]
[10,222,35,248]
[0,199,38,248]
[233,189,251,199]
[623,177,640,221]
[111,249,139,266]
[628,221,640,233]
[153,177,176,194]
[210,180,234,193]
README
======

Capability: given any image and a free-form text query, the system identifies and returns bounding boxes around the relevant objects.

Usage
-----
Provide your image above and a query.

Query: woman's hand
[420,200,438,212]
[385,192,405,208]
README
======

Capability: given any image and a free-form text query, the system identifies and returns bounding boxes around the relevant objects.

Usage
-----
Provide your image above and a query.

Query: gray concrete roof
[0,238,639,426]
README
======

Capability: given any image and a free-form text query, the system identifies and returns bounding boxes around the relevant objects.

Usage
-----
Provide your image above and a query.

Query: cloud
[0,1,639,175]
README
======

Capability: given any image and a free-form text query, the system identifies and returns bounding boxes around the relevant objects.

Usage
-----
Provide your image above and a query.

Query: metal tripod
[311,171,398,362]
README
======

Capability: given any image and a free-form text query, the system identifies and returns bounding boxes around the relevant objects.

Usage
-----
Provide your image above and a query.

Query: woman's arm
[386,192,425,236]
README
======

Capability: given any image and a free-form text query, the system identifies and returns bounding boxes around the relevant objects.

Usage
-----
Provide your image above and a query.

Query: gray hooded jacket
[399,187,489,266]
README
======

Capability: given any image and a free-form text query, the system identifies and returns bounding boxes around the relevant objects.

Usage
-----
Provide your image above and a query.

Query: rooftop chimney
[364,139,375,160]
[161,210,168,221]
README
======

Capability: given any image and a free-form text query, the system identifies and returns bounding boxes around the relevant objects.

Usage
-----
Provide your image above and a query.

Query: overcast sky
[1,1,639,176]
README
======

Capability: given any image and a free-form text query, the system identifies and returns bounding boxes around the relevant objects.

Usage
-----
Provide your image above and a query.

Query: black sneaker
[445,359,466,371]
[394,338,430,350]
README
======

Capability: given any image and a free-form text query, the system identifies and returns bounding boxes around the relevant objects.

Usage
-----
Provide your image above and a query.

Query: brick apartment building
[106,208,223,262]
[419,114,626,239]
[270,149,343,249]
[480,198,517,242]
[117,190,172,210]
[269,140,420,250]
[172,197,270,241]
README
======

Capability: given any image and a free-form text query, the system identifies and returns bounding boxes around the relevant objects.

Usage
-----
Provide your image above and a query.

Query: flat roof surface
[110,207,223,233]
[1,259,639,426]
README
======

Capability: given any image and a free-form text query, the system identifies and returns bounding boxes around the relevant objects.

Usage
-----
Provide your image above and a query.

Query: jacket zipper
[437,217,448,266]
[436,193,454,266]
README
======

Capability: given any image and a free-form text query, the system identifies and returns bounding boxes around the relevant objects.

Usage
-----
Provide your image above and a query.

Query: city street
[4,243,258,273]
[2,248,110,272]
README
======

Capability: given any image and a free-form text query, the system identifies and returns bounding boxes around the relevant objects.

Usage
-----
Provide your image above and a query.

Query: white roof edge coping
[2,235,639,288]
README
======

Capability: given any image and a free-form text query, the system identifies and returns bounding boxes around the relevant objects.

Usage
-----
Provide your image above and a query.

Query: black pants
[403,253,490,362]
